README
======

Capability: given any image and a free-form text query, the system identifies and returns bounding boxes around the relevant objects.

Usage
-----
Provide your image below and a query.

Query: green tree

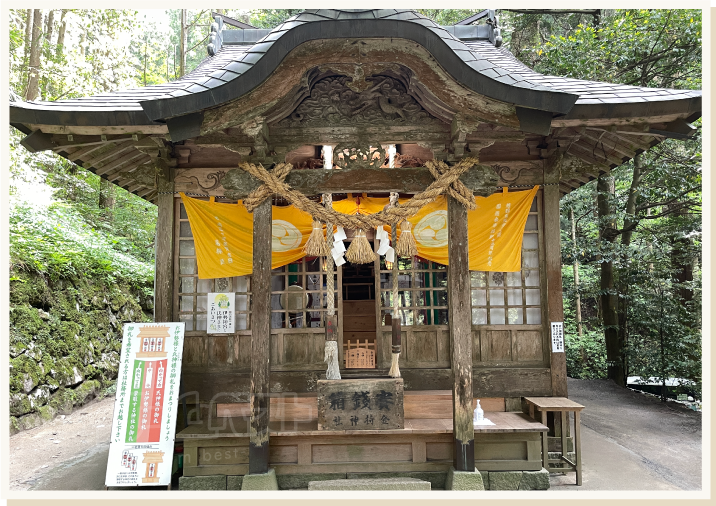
[506,9,701,392]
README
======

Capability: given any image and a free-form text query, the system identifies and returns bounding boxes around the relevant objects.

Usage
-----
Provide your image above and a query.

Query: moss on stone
[9,266,153,433]
[74,380,100,406]
[10,393,32,417]
[10,416,21,436]
[38,404,58,421]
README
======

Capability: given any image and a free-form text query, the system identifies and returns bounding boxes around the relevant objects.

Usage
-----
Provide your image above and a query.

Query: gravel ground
[8,378,703,491]
[9,396,116,491]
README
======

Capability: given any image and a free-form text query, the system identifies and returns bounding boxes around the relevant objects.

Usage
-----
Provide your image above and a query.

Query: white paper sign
[551,322,565,353]
[385,247,395,263]
[334,256,346,266]
[377,240,390,256]
[105,323,185,487]
[208,292,235,334]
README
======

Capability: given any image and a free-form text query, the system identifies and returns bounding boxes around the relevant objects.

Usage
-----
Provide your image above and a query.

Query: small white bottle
[473,399,484,424]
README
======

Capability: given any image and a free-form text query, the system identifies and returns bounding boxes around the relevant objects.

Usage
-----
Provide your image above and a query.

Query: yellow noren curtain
[181,186,538,278]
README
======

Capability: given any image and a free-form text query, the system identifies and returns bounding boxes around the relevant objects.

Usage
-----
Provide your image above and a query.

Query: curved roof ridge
[10,9,700,128]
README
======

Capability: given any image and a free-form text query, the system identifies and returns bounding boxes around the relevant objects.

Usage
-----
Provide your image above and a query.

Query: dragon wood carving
[277,75,440,127]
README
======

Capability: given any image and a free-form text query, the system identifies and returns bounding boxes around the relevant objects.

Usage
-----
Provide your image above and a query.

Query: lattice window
[378,256,448,326]
[470,194,542,325]
[270,258,338,329]
[175,200,251,333]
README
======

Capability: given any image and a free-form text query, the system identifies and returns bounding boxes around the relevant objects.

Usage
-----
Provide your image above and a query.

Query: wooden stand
[524,397,584,485]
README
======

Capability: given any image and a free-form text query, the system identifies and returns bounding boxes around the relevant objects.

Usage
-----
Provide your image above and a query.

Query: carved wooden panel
[276,75,441,127]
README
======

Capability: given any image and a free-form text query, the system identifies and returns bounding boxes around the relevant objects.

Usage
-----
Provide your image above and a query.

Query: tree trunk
[25,9,42,101]
[99,178,115,212]
[56,10,67,58]
[617,153,645,386]
[598,174,624,386]
[180,9,187,77]
[570,206,583,338]
[44,10,55,44]
[23,9,32,64]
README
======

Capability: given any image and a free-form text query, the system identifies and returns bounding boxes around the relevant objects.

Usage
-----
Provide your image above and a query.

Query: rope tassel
[304,220,328,256]
[345,229,376,264]
[395,220,418,257]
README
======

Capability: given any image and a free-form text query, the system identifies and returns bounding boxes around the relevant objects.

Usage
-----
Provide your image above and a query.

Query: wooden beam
[94,150,146,176]
[104,155,152,182]
[83,143,135,167]
[447,196,474,471]
[572,139,627,167]
[154,168,174,323]
[51,133,147,150]
[567,143,617,169]
[66,142,113,162]
[581,130,635,159]
[544,164,568,397]
[249,199,272,475]
[222,165,498,198]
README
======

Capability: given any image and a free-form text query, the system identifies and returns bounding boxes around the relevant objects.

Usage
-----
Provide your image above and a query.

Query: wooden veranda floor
[176,392,547,477]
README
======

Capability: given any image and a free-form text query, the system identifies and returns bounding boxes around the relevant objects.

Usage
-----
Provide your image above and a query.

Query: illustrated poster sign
[105,322,185,487]
[551,322,565,353]
[208,292,235,334]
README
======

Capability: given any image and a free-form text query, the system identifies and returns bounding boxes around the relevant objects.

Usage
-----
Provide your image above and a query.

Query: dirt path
[9,396,116,491]
[551,378,702,490]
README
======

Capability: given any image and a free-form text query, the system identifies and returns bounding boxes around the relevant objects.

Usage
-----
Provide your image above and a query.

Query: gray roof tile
[241,52,263,64]
[9,9,701,123]
[223,61,253,74]
[248,41,275,54]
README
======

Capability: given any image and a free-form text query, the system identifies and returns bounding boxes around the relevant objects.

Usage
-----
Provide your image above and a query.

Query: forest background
[7,8,702,430]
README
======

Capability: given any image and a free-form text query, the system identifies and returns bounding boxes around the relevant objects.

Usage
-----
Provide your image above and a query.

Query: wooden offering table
[524,397,584,485]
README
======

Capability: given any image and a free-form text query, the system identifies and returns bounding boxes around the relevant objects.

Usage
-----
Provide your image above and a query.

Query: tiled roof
[464,41,701,105]
[10,9,701,126]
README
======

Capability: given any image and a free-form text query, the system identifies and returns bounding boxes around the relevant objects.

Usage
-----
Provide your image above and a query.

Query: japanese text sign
[105,323,185,487]
[317,378,404,430]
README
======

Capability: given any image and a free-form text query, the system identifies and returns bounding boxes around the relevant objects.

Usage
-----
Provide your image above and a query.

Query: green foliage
[248,9,304,29]
[10,199,154,286]
[501,9,703,393]
[529,9,701,88]
[417,9,484,26]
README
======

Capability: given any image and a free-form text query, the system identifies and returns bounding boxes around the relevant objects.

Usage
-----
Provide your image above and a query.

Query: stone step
[308,477,431,491]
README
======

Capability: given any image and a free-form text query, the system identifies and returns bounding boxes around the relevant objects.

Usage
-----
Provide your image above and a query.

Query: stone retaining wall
[178,469,550,490]
[9,270,153,434]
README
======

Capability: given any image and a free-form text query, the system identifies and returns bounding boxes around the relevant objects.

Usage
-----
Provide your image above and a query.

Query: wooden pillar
[249,199,272,474]
[544,167,568,397]
[154,168,174,322]
[448,196,474,470]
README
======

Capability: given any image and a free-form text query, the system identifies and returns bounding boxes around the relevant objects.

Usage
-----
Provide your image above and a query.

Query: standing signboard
[105,323,184,487]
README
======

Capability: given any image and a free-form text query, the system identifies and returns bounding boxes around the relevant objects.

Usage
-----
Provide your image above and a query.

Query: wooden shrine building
[10,9,701,489]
